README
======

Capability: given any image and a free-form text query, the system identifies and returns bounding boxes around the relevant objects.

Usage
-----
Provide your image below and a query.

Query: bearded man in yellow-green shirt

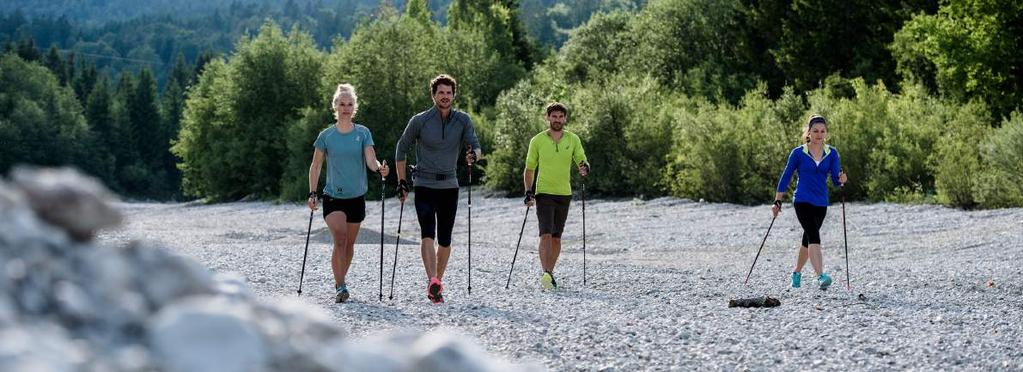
[522,102,589,291]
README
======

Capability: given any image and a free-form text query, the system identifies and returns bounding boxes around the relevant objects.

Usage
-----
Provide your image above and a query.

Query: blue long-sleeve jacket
[776,144,842,207]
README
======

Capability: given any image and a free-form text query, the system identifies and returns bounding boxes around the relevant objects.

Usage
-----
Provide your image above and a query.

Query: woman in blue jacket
[772,114,848,290]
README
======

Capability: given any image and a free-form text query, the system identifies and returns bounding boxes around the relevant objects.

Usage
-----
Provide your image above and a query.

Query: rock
[53,280,97,322]
[0,167,522,372]
[315,335,407,372]
[0,295,15,326]
[0,325,83,372]
[212,272,253,299]
[123,241,214,306]
[10,167,121,242]
[150,297,267,372]
[411,331,507,372]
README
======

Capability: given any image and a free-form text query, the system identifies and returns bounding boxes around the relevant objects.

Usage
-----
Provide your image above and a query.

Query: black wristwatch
[773,200,782,208]
[308,191,319,199]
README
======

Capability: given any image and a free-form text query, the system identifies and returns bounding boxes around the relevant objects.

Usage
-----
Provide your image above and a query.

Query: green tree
[175,22,324,201]
[173,59,234,199]
[450,0,536,68]
[111,73,138,172]
[84,76,118,187]
[15,37,40,62]
[129,68,164,172]
[627,0,759,102]
[556,11,633,84]
[892,0,1023,118]
[519,0,645,47]
[72,59,98,104]
[319,14,439,200]
[406,0,433,24]
[0,54,94,176]
[748,0,937,95]
[448,0,532,104]
[159,53,193,198]
[43,45,68,85]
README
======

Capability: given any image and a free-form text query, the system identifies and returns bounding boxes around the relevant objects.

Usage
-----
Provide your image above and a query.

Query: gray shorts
[535,194,571,238]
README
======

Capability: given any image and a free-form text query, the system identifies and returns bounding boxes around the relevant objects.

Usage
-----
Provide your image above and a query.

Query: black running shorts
[322,194,366,223]
[414,186,459,247]
[535,193,572,238]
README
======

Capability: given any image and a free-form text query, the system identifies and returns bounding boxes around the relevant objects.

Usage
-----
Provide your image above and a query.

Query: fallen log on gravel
[728,296,781,308]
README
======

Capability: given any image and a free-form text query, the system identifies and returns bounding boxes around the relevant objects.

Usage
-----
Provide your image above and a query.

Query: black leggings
[793,202,828,246]
[414,186,459,247]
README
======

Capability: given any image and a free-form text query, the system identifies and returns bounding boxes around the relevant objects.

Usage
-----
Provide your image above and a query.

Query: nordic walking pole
[467,145,474,295]
[379,162,386,302]
[505,204,531,289]
[297,205,315,295]
[744,213,777,285]
[581,163,589,286]
[389,199,404,300]
[841,179,851,292]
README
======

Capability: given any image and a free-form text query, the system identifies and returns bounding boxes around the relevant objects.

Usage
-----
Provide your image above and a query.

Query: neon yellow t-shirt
[525,130,587,196]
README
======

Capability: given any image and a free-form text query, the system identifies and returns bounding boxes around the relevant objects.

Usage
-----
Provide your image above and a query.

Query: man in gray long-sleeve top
[395,74,482,304]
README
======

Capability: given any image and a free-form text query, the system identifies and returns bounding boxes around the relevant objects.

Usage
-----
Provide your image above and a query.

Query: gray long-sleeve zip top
[395,106,481,189]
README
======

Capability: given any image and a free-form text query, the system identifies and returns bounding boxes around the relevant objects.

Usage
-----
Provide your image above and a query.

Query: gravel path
[98,191,1023,370]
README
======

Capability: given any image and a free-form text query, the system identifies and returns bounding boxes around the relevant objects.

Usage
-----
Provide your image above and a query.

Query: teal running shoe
[791,272,802,288]
[817,273,833,291]
[335,283,350,303]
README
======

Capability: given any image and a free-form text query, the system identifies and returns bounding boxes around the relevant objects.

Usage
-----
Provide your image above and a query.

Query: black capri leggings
[793,202,828,246]
[414,186,459,247]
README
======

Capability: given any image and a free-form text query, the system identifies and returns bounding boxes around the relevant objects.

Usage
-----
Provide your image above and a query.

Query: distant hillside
[0,0,387,24]
[2,0,642,47]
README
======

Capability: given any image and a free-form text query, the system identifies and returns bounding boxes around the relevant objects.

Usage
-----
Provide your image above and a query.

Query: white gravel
[99,190,1023,370]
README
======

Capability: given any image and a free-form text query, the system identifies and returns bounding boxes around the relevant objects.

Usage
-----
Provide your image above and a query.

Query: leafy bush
[483,78,552,194]
[975,112,1023,208]
[664,85,801,203]
[279,108,332,201]
[569,76,673,196]
[930,101,991,208]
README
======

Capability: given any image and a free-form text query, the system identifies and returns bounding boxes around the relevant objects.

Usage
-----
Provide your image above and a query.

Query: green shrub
[975,112,1023,208]
[483,78,551,194]
[567,76,673,196]
[806,79,884,200]
[664,85,801,203]
[279,108,331,201]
